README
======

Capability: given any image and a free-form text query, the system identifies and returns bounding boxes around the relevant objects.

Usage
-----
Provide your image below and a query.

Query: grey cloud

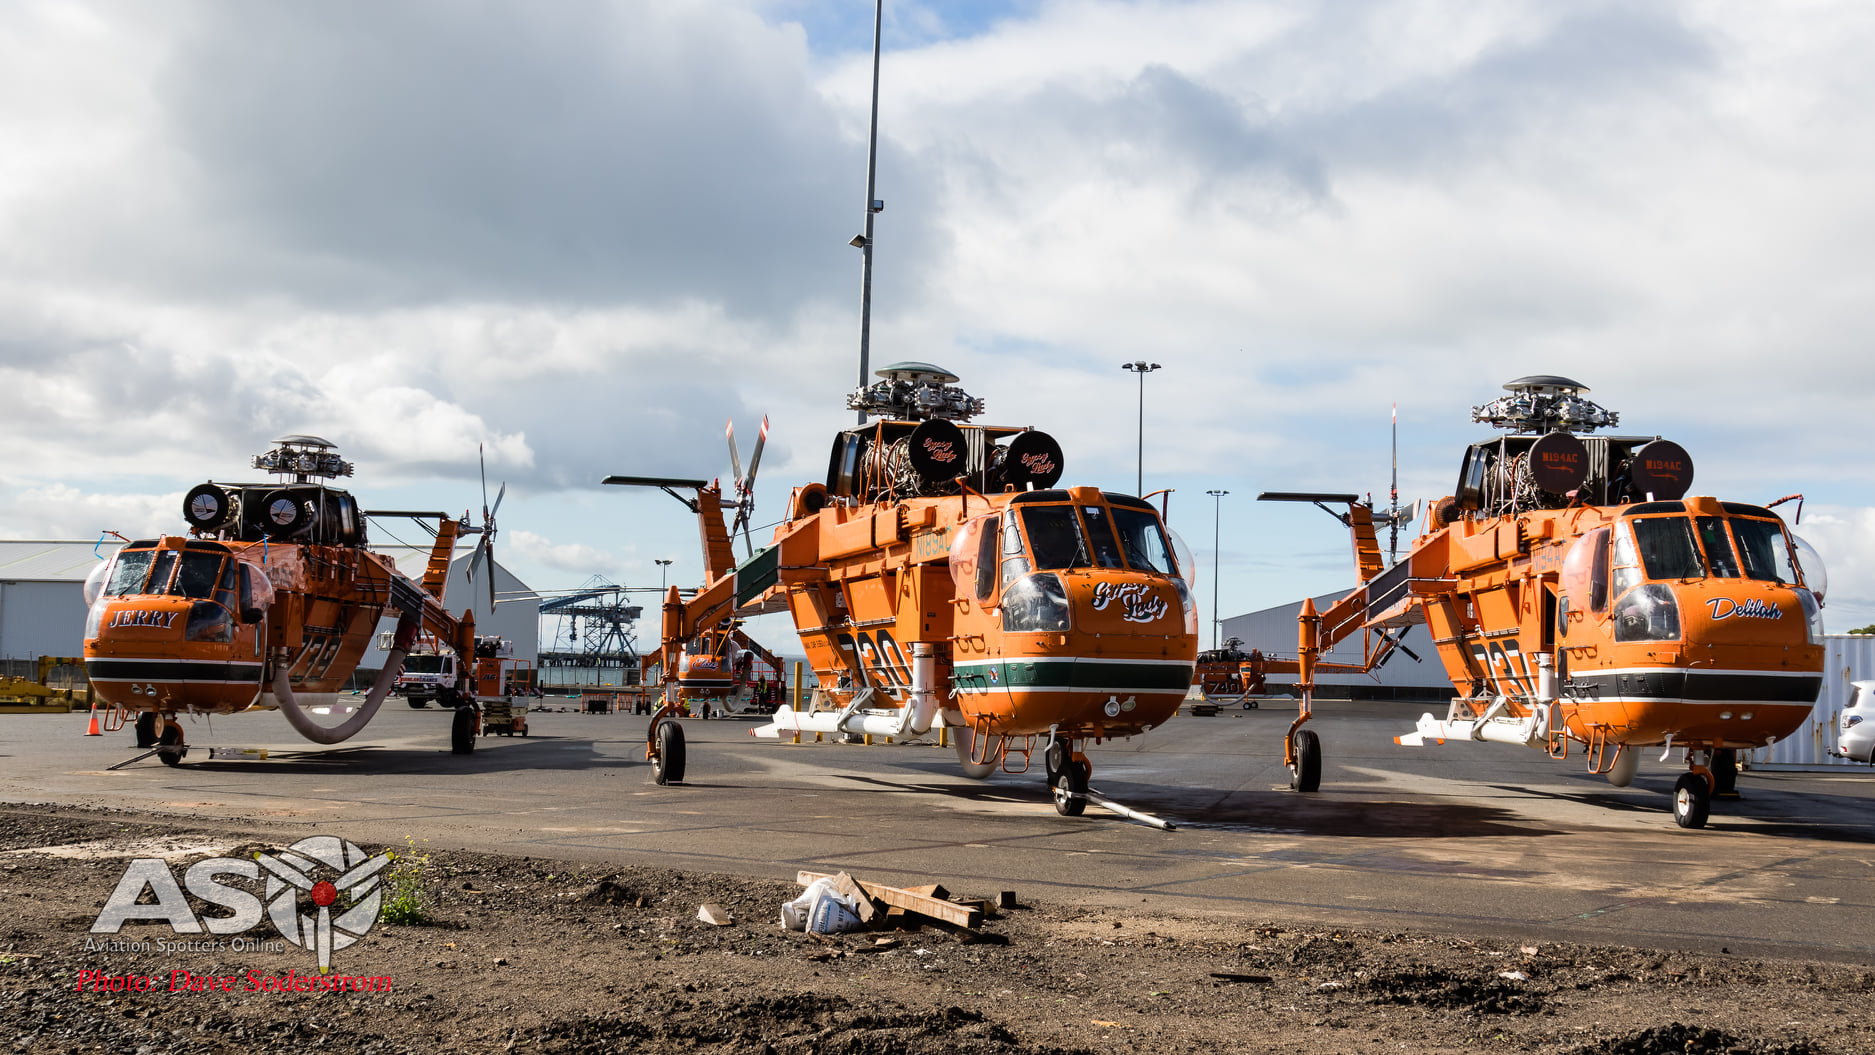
[98,1,939,317]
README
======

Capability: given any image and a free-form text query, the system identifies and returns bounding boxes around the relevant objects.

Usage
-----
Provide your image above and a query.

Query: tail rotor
[726,416,768,557]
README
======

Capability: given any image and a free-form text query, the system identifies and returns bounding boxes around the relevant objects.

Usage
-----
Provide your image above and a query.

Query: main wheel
[1711,749,1739,798]
[1673,772,1711,829]
[406,697,427,709]
[652,722,686,785]
[451,705,476,754]
[1290,729,1321,792]
[134,712,158,749]
[1051,757,1087,816]
[157,724,185,767]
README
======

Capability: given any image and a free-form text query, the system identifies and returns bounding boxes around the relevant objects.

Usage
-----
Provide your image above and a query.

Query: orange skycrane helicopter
[1258,376,1825,828]
[80,435,502,764]
[607,363,1208,821]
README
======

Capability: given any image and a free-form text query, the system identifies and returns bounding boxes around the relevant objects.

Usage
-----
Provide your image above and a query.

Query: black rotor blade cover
[1001,430,1065,490]
[907,419,968,483]
[1630,439,1694,500]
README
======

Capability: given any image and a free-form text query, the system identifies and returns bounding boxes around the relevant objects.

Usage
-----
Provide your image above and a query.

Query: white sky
[4,0,1874,651]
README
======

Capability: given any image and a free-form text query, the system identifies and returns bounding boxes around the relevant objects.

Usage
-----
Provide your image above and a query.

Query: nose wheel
[1672,771,1711,829]
[1044,740,1092,817]
[156,720,186,767]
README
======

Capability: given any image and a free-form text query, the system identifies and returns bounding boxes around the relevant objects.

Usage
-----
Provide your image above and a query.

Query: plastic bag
[780,877,864,933]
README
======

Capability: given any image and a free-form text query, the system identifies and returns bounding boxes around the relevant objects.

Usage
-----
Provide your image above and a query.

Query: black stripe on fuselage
[1567,670,1821,703]
[86,659,264,684]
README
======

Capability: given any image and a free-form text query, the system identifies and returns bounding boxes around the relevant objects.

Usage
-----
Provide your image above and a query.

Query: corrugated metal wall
[0,580,88,660]
[1747,634,1873,768]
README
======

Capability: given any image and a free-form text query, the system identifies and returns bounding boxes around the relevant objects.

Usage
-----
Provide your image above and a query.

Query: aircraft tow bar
[1085,787,1177,831]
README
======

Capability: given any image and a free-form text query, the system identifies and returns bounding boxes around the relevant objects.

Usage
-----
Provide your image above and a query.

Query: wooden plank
[797,871,981,929]
[826,872,877,924]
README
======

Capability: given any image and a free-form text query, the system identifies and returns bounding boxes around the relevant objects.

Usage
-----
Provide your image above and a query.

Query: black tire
[157,724,185,767]
[1290,729,1321,792]
[1673,773,1710,829]
[1051,757,1088,816]
[652,722,686,785]
[183,483,232,531]
[406,698,427,709]
[259,489,310,539]
[1044,741,1069,784]
[451,705,476,754]
[134,711,158,749]
[1712,749,1739,798]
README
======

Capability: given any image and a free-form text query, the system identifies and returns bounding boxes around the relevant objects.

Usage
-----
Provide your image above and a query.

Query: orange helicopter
[1259,376,1825,828]
[81,435,499,764]
[607,363,1207,821]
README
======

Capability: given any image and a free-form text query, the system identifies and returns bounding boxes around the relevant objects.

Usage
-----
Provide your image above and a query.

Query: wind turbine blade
[725,419,744,488]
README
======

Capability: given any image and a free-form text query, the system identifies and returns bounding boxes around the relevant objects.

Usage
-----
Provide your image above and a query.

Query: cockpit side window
[1695,517,1740,578]
[1080,506,1124,568]
[1111,507,1175,575]
[1000,512,1031,587]
[973,514,1000,602]
[105,551,156,596]
[1631,517,1703,580]
[1610,525,1641,596]
[1732,518,1799,585]
[1019,506,1089,570]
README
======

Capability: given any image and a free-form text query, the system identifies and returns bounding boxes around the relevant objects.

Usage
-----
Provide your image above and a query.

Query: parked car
[1838,680,1875,763]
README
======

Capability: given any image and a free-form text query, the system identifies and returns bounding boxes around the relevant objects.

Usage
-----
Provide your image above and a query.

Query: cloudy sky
[5,0,1874,652]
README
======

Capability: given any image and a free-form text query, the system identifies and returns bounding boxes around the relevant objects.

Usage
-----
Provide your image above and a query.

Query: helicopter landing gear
[1710,748,1739,799]
[450,704,477,754]
[156,720,186,767]
[134,711,158,749]
[1289,728,1321,792]
[1045,740,1091,817]
[651,719,686,785]
[1672,770,1712,829]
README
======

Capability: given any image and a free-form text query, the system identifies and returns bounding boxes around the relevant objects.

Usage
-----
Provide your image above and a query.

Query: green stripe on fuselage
[953,659,1192,691]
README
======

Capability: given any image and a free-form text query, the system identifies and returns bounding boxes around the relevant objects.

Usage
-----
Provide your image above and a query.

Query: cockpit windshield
[1020,506,1089,570]
[104,551,155,596]
[174,553,225,599]
[1013,503,1177,576]
[1111,507,1177,576]
[1631,518,1703,580]
[1732,518,1800,585]
[1623,515,1801,586]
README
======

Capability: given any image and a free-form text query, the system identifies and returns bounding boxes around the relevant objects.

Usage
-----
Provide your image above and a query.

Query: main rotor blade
[743,415,768,493]
[479,444,489,519]
[725,419,744,490]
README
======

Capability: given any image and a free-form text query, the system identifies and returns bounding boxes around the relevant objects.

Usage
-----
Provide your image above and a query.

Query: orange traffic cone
[84,704,101,736]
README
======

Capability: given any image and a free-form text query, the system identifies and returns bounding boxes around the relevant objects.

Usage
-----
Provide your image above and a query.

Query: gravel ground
[1,805,1870,1054]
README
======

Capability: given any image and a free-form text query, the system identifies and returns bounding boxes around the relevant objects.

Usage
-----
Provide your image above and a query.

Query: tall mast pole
[855,0,884,425]
[1389,403,1399,564]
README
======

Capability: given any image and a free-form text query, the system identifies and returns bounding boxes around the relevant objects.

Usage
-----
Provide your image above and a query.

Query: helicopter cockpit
[82,539,269,648]
[948,489,1198,636]
[1558,501,1826,646]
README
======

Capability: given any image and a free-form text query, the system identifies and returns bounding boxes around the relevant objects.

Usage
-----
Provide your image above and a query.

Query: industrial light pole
[655,559,673,593]
[1206,489,1228,650]
[1122,361,1161,494]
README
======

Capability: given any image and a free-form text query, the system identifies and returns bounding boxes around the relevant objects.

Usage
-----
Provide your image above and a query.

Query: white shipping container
[1746,634,1874,769]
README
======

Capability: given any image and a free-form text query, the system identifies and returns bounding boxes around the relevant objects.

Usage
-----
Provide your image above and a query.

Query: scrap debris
[787,870,999,940]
